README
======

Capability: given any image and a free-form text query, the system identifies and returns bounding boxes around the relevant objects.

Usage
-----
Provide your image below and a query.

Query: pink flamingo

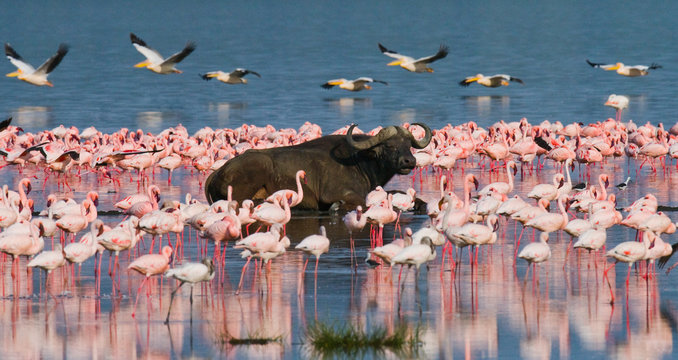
[478,161,517,196]
[518,232,551,282]
[252,193,292,228]
[64,219,104,275]
[56,199,97,243]
[127,185,161,218]
[265,170,306,207]
[234,224,286,294]
[343,205,367,267]
[28,244,67,299]
[128,245,173,317]
[295,225,331,291]
[157,153,183,184]
[364,193,397,247]
[604,237,651,304]
[370,228,413,267]
[525,196,568,235]
[98,217,141,289]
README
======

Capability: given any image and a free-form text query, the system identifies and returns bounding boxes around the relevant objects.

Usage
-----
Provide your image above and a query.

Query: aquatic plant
[304,321,422,357]
[217,330,284,346]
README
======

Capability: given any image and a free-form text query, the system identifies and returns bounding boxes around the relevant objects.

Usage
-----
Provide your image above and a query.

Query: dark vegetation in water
[304,321,422,357]
[218,331,284,346]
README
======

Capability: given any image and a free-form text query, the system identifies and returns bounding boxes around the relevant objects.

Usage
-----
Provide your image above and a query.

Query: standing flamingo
[128,245,173,317]
[295,226,331,283]
[518,232,551,281]
[28,244,67,299]
[163,258,215,324]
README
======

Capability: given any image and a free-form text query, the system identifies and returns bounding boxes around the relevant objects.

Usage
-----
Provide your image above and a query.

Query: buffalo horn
[407,123,432,149]
[346,124,398,150]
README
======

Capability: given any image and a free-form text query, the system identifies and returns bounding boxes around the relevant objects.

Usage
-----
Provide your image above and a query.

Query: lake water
[1,1,678,359]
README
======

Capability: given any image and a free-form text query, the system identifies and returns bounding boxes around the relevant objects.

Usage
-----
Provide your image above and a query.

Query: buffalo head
[346,123,432,174]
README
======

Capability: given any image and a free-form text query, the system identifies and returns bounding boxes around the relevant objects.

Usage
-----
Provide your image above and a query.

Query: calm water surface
[1,1,678,359]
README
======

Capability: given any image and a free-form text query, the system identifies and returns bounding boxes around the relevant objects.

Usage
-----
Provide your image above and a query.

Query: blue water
[2,1,678,359]
[2,1,677,135]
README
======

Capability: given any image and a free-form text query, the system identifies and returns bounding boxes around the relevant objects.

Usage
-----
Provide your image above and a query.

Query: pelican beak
[387,59,402,66]
[6,71,21,77]
[45,81,54,87]
[134,60,150,68]
[605,64,620,71]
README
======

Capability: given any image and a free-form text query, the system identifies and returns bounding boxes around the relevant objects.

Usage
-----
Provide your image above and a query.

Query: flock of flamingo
[0,109,677,320]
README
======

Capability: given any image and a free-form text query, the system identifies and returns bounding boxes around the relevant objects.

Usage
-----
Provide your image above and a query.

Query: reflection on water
[12,106,52,128]
[462,95,511,117]
[324,97,372,115]
[0,156,678,358]
[136,111,184,134]
[208,102,248,127]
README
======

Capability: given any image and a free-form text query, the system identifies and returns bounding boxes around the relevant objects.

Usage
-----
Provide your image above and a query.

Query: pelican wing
[0,117,11,132]
[355,77,388,85]
[415,44,449,64]
[378,43,407,60]
[5,43,35,73]
[35,44,69,75]
[130,33,165,64]
[586,59,616,70]
[161,42,195,66]
[232,68,261,78]
[494,74,524,84]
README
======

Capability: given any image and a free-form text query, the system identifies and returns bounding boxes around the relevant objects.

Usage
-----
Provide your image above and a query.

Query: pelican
[459,74,524,87]
[321,77,388,92]
[5,43,68,86]
[200,68,261,84]
[586,59,661,77]
[130,33,195,74]
[378,43,448,73]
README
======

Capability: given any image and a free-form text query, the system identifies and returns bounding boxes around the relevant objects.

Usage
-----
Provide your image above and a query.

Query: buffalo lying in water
[204,123,432,210]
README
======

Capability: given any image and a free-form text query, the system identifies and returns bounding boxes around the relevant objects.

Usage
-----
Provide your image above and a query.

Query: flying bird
[5,43,69,86]
[378,43,448,73]
[586,59,661,77]
[130,33,195,74]
[200,68,260,84]
[321,77,388,91]
[459,74,524,87]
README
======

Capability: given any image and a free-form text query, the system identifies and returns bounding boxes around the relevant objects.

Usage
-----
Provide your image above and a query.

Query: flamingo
[163,258,215,324]
[370,228,413,266]
[265,170,306,207]
[64,220,105,274]
[115,185,161,211]
[604,237,651,303]
[343,205,367,268]
[446,215,499,264]
[157,153,182,184]
[128,245,173,317]
[527,173,565,203]
[56,199,96,242]
[234,224,286,294]
[392,236,436,294]
[28,244,67,298]
[518,232,551,280]
[525,196,568,235]
[295,226,331,282]
[478,160,517,196]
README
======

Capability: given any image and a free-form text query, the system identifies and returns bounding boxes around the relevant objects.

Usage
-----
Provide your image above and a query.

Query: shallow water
[0,154,677,359]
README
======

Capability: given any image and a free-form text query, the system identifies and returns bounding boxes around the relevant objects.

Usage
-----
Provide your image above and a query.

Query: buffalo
[204,123,432,210]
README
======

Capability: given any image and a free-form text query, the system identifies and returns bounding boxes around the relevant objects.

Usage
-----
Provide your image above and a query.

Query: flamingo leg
[164,281,184,324]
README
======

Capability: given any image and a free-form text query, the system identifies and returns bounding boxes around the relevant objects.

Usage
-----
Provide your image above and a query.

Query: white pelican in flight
[459,74,524,87]
[378,43,448,73]
[321,77,388,92]
[200,68,260,84]
[130,33,195,74]
[5,43,68,87]
[586,59,661,77]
